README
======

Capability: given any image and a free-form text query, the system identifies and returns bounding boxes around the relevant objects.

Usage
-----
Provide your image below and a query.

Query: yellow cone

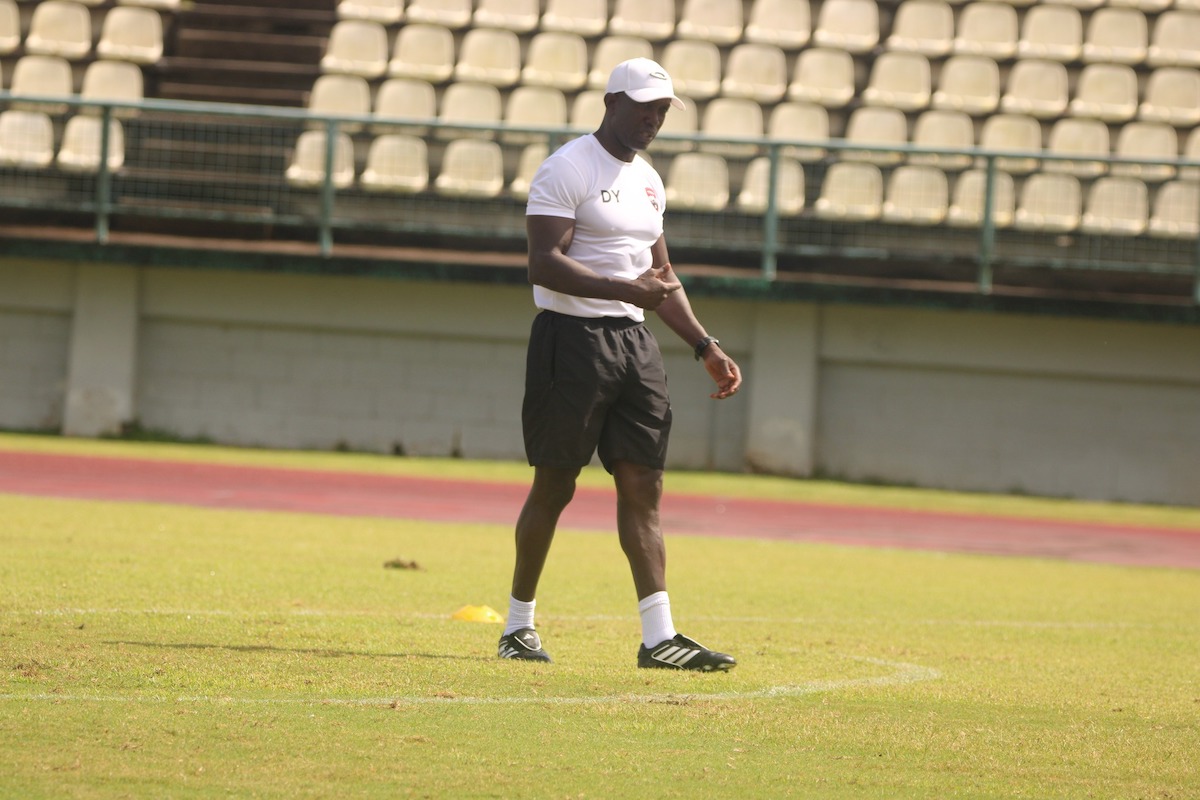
[451,604,505,624]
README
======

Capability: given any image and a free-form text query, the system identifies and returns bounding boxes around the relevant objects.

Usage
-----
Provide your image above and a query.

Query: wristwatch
[693,335,719,361]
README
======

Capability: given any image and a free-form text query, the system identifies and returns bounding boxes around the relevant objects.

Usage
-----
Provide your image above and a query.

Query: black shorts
[522,310,672,473]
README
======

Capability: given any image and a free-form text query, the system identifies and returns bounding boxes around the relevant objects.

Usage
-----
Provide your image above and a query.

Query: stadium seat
[882,165,949,225]
[908,109,974,170]
[1147,180,1200,238]
[1000,59,1069,119]
[1081,8,1148,66]
[405,0,472,29]
[25,0,91,60]
[569,89,606,131]
[434,138,505,197]
[660,39,722,100]
[521,32,588,91]
[1137,68,1200,128]
[648,93,698,153]
[372,77,437,136]
[1182,128,1200,182]
[946,168,1015,228]
[10,55,74,114]
[502,85,568,144]
[387,23,455,83]
[1147,11,1200,68]
[1043,117,1110,178]
[976,113,1042,174]
[813,162,884,221]
[736,155,805,216]
[861,51,931,112]
[436,81,502,140]
[953,2,1017,60]
[360,134,429,193]
[609,0,676,41]
[509,142,548,200]
[1068,63,1138,123]
[1174,0,1200,11]
[1013,172,1082,232]
[812,0,879,54]
[744,0,810,49]
[473,0,539,33]
[453,27,521,87]
[96,6,163,65]
[322,20,389,79]
[1079,176,1149,235]
[588,36,654,89]
[0,0,20,55]
[1016,5,1082,62]
[541,0,607,37]
[885,0,953,57]
[0,110,55,168]
[842,106,908,165]
[55,115,124,172]
[1045,0,1103,9]
[79,59,144,119]
[720,43,788,104]
[305,73,370,132]
[787,47,856,108]
[285,130,356,189]
[698,97,763,157]
[1109,121,1178,182]
[665,151,730,211]
[767,101,828,162]
[676,0,743,46]
[337,0,405,25]
[930,54,1000,116]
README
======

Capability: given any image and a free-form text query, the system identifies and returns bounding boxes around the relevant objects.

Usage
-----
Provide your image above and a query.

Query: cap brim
[625,89,685,110]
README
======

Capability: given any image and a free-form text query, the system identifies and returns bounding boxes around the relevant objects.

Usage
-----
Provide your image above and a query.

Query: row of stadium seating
[0,0,164,62]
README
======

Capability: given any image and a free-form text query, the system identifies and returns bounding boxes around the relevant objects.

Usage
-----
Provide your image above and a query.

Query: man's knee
[529,466,581,511]
[613,461,664,508]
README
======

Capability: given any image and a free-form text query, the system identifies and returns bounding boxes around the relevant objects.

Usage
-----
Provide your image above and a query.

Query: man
[497,58,743,672]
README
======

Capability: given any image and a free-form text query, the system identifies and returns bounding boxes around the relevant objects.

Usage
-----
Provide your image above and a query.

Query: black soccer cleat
[637,633,736,671]
[498,628,552,662]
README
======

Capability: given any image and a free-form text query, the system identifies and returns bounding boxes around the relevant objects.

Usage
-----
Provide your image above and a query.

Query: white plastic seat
[720,43,788,104]
[736,155,805,216]
[1000,59,1069,119]
[1043,117,1110,178]
[648,94,698,153]
[437,82,502,140]
[405,0,471,28]
[1108,0,1170,11]
[285,130,356,189]
[502,86,568,144]
[569,89,606,131]
[1013,172,1082,232]
[930,54,1000,115]
[665,152,730,211]
[473,0,539,32]
[541,0,607,37]
[787,47,855,108]
[1138,68,1200,128]
[0,0,21,55]
[79,59,144,118]
[1016,5,1082,62]
[337,0,405,25]
[842,106,908,165]
[1147,180,1200,238]
[10,55,74,114]
[767,101,828,162]
[1068,64,1138,123]
[510,142,548,200]
[521,32,588,91]
[861,51,931,112]
[306,73,370,132]
[947,168,1015,227]
[25,0,91,60]
[1081,8,1148,66]
[660,39,722,101]
[886,0,953,57]
[1147,11,1200,68]
[609,0,676,41]
[587,36,654,89]
[677,0,743,46]
[698,97,764,157]
[0,110,54,167]
[908,109,974,170]
[56,115,124,172]
[321,20,388,79]
[434,138,505,197]
[388,23,454,83]
[372,77,437,135]
[814,162,884,220]
[744,0,810,49]
[96,6,163,64]
[882,165,949,225]
[361,134,429,193]
[953,2,1017,60]
[812,0,879,54]
[453,27,521,87]
[1079,176,1148,235]
[976,113,1042,174]
[1110,122,1178,182]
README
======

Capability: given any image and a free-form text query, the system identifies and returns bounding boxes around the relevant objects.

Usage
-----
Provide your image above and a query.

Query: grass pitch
[1,438,1198,799]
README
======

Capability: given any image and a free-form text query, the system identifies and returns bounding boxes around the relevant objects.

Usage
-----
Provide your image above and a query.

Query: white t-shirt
[525,134,667,321]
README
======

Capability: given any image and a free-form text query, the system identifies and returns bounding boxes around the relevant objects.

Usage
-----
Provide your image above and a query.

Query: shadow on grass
[105,640,489,662]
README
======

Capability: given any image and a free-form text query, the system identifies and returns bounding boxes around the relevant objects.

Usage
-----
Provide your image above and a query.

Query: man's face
[608,94,673,152]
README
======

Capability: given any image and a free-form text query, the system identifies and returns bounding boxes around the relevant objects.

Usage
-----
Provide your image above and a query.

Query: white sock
[638,591,677,648]
[504,596,536,636]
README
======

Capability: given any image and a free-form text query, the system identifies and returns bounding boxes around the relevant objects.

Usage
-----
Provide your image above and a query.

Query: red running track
[1,450,1197,570]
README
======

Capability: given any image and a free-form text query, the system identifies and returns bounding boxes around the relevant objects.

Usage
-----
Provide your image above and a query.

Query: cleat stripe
[674,649,699,665]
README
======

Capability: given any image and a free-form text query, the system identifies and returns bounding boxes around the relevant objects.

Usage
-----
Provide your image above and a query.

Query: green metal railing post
[759,144,780,281]
[977,155,997,295]
[94,104,113,244]
[318,118,337,256]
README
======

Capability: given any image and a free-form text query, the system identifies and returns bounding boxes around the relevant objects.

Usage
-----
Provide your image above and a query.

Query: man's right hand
[629,263,682,310]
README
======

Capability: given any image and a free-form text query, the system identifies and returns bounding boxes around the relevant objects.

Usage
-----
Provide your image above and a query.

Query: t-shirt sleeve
[526,153,586,220]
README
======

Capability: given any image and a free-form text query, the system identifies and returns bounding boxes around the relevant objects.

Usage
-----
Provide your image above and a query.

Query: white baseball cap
[606,57,685,110]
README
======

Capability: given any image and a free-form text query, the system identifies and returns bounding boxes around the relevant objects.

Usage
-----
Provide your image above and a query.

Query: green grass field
[2,437,1198,799]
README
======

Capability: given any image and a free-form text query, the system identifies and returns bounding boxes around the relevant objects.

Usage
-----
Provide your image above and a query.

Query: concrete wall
[2,256,1198,505]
